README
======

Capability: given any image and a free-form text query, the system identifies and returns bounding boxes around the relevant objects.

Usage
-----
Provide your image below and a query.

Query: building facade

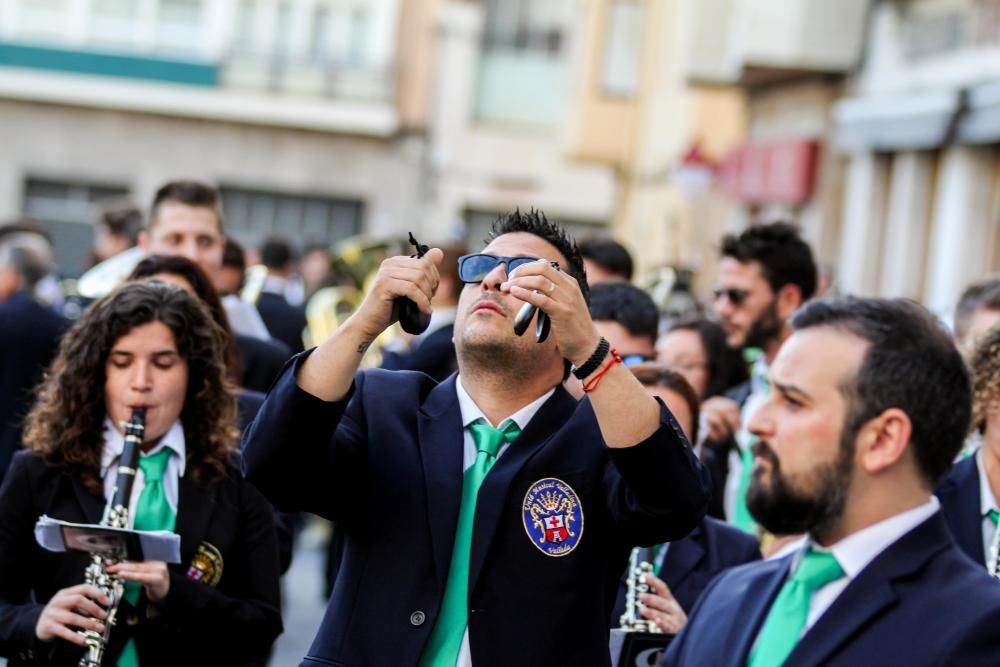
[834,0,1000,317]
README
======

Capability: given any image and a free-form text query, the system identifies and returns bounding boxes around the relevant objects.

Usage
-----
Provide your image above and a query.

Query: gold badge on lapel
[186,542,223,586]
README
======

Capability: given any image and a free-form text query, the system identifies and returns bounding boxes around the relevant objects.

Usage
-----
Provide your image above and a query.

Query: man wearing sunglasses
[706,222,817,538]
[243,209,709,666]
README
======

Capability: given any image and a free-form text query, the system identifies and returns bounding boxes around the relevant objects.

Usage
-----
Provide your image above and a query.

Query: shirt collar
[805,496,940,579]
[976,448,1000,518]
[455,375,555,432]
[100,417,187,477]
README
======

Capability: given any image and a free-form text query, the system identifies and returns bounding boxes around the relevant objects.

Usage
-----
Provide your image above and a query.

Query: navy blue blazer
[610,516,760,624]
[661,512,1000,667]
[243,354,710,666]
[936,454,986,566]
[0,292,67,484]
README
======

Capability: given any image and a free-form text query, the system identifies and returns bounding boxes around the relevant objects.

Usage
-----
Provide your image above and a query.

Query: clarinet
[618,547,663,634]
[78,407,146,667]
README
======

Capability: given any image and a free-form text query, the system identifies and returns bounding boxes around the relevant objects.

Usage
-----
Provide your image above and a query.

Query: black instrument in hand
[513,261,559,342]
[393,232,432,335]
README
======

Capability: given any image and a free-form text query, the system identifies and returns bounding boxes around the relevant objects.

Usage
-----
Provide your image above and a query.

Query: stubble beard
[743,299,784,351]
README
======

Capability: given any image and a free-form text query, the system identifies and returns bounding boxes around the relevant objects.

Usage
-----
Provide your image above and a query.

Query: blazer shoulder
[702,516,762,562]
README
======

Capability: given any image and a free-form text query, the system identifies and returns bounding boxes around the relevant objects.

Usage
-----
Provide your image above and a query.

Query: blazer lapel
[417,376,465,588]
[937,456,984,563]
[468,386,579,594]
[787,513,952,667]
[174,473,217,567]
[662,524,706,596]
[726,557,791,665]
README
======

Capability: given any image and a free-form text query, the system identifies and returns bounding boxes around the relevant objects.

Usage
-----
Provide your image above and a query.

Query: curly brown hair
[23,281,239,495]
[970,324,1000,436]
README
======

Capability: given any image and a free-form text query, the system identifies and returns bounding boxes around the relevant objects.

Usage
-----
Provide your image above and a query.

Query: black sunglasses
[712,287,749,306]
[457,254,543,284]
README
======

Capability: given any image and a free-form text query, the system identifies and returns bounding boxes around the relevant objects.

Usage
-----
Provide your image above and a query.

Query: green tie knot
[468,421,521,458]
[988,509,999,528]
[792,550,844,590]
[138,447,173,483]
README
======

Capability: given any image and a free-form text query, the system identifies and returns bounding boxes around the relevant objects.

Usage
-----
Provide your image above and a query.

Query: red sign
[718,140,820,205]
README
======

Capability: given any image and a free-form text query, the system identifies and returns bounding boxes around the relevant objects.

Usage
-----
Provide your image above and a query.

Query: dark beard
[746,429,855,537]
[744,299,784,350]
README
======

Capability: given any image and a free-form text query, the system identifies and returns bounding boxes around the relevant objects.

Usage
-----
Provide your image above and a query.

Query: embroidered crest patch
[186,542,223,586]
[522,477,584,557]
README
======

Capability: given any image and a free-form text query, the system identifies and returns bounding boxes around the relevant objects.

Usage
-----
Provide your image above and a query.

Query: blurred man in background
[0,226,68,483]
[140,181,290,391]
[257,237,308,354]
[708,222,817,535]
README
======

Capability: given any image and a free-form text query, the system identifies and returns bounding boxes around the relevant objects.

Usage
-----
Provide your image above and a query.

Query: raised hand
[351,248,444,342]
[499,259,601,367]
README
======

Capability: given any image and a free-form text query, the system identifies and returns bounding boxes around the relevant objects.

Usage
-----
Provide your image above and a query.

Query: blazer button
[410,611,426,626]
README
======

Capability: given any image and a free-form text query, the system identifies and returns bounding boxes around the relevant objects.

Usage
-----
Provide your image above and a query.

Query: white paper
[34,515,181,563]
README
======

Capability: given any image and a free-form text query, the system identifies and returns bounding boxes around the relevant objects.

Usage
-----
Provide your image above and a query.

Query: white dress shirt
[975,448,1000,566]
[452,376,555,667]
[100,418,186,527]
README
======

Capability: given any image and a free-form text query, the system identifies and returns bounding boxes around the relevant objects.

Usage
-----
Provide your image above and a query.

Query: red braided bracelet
[581,348,622,393]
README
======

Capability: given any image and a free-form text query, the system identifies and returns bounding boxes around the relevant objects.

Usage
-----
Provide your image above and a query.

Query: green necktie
[118,448,177,667]
[732,443,757,532]
[748,549,844,667]
[988,509,999,527]
[418,420,521,667]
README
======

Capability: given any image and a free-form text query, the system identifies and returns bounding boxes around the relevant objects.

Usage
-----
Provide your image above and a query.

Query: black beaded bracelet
[572,337,611,380]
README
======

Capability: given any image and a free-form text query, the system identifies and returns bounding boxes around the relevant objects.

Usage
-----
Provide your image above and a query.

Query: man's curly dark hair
[721,222,817,301]
[488,208,590,305]
[23,281,238,495]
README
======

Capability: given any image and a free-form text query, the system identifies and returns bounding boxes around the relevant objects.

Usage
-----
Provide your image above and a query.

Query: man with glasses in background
[706,222,817,537]
[243,210,709,666]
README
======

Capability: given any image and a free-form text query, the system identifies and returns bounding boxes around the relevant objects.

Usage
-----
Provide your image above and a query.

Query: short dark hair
[791,297,971,486]
[668,315,749,398]
[589,282,658,343]
[150,180,223,231]
[260,237,295,270]
[578,237,634,282]
[954,277,1000,343]
[488,209,590,305]
[98,199,143,244]
[629,362,700,443]
[721,222,817,301]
